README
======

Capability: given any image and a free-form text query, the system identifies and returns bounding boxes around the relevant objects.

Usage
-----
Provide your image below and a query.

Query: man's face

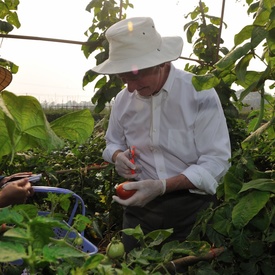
[117,66,161,97]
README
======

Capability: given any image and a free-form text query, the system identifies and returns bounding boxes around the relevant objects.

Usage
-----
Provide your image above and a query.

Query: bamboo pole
[0,34,88,45]
[164,247,225,274]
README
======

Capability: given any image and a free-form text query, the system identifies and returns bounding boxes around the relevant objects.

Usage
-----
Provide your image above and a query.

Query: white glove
[115,149,138,179]
[113,179,166,207]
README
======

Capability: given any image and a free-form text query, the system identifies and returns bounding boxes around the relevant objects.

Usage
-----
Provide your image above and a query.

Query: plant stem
[216,0,226,63]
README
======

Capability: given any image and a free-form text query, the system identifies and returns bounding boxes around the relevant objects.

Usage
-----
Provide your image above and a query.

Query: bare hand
[0,178,34,207]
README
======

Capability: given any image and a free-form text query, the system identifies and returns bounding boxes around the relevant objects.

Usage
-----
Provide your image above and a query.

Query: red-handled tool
[129,146,136,174]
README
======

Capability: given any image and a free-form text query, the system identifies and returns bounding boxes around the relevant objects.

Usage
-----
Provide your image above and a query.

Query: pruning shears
[129,146,136,174]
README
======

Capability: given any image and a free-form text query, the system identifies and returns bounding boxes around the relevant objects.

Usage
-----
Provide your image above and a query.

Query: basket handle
[32,186,86,227]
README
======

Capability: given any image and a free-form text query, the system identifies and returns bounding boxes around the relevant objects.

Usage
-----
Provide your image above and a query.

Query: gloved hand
[115,149,139,179]
[113,179,166,207]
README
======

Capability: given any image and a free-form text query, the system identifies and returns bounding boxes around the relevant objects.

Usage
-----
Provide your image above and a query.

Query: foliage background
[0,0,275,274]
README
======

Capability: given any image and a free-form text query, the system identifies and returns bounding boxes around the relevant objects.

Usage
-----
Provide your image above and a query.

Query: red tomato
[116,181,136,200]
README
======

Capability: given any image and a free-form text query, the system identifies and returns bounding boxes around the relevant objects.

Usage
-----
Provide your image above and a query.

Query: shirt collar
[162,63,176,94]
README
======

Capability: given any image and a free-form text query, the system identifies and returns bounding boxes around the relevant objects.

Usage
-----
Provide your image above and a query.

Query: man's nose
[127,80,138,93]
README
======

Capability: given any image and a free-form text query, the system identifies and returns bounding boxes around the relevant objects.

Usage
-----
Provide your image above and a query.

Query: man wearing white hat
[92,17,231,252]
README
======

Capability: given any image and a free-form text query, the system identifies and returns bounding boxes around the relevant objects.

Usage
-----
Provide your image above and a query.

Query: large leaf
[232,190,270,229]
[192,74,220,91]
[212,204,233,236]
[223,170,243,202]
[239,178,275,193]
[0,91,63,160]
[43,244,86,261]
[0,207,24,224]
[50,109,94,144]
[0,242,26,262]
[215,42,252,70]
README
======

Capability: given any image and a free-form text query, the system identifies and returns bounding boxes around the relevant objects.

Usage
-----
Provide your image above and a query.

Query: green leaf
[236,71,262,91]
[4,227,28,240]
[0,91,63,160]
[50,109,94,144]
[4,0,20,10]
[145,228,173,247]
[59,194,72,212]
[13,204,38,219]
[122,224,144,241]
[192,74,220,91]
[81,253,105,270]
[215,42,252,70]
[234,25,254,46]
[82,68,100,87]
[73,214,91,233]
[235,54,253,82]
[250,207,270,231]
[0,207,24,224]
[253,1,271,26]
[7,11,20,28]
[251,26,267,48]
[212,204,233,236]
[223,170,243,201]
[207,15,221,25]
[0,242,26,262]
[186,22,199,43]
[43,244,86,261]
[232,190,270,229]
[267,28,275,55]
[239,179,275,193]
[0,3,9,18]
[0,19,13,33]
[231,230,250,258]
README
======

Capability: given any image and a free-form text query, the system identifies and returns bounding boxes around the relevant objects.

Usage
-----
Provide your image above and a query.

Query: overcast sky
[1,0,255,103]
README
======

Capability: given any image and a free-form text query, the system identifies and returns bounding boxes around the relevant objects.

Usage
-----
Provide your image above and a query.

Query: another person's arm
[0,176,34,207]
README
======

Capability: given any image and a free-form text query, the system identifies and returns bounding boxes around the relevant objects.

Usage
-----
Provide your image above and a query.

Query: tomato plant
[116,182,136,200]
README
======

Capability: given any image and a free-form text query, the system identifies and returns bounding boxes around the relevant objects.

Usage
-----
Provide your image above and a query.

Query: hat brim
[0,67,12,91]
[92,36,183,74]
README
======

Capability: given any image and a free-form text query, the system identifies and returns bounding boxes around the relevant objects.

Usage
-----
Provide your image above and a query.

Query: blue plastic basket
[33,186,98,255]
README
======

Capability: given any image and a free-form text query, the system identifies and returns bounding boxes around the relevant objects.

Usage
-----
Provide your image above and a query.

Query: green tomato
[106,240,125,259]
[74,237,84,246]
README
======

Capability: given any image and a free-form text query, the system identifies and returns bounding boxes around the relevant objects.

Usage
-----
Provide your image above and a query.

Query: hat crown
[106,17,162,61]
[92,16,183,74]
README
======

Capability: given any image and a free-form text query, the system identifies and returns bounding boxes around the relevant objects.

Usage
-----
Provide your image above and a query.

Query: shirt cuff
[182,165,218,195]
[103,145,126,164]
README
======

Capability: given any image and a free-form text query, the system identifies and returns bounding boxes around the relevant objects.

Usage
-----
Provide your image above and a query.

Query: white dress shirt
[103,64,231,195]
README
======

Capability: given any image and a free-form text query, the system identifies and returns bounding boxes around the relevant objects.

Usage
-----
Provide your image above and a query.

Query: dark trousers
[122,190,217,253]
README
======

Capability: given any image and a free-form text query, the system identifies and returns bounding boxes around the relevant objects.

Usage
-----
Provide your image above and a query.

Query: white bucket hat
[0,66,12,91]
[92,17,183,74]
